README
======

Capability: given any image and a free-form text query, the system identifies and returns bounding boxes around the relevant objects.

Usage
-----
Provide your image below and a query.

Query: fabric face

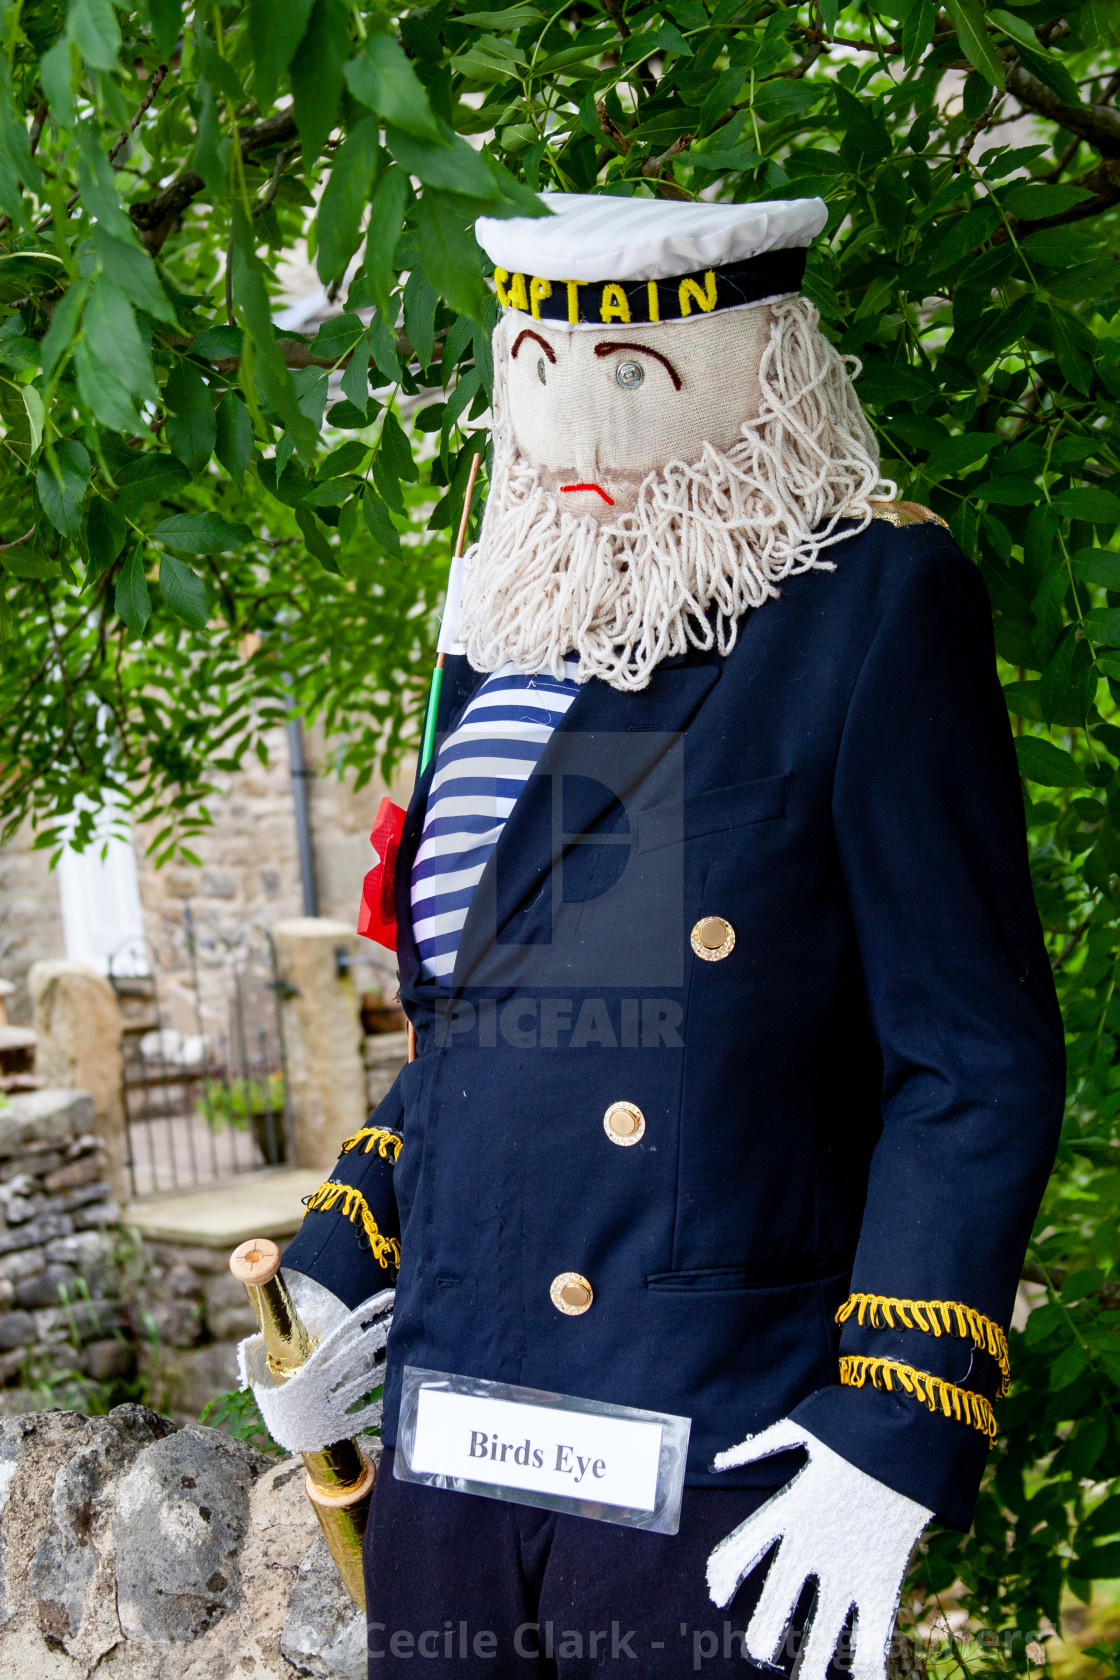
[456,298,892,690]
[506,308,771,518]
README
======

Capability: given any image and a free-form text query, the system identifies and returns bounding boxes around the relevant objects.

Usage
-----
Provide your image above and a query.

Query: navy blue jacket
[284,517,1065,1530]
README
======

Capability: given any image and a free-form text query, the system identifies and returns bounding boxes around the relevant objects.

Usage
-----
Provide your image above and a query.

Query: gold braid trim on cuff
[302,1180,401,1269]
[340,1126,403,1161]
[839,1354,997,1447]
[836,1293,1010,1396]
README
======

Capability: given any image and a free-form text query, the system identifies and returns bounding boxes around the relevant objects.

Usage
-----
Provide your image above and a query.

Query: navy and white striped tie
[410,659,581,984]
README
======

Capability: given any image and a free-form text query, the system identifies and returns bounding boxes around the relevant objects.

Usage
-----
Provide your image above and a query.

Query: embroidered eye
[537,358,547,385]
[616,360,644,390]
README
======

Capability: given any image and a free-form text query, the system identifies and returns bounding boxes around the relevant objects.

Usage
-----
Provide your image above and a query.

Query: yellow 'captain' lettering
[494,267,511,308]
[678,270,718,316]
[646,280,660,322]
[530,276,552,320]
[508,271,530,312]
[565,279,586,323]
[600,282,631,324]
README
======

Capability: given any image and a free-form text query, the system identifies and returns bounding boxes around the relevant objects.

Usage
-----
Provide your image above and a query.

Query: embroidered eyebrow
[511,328,557,363]
[594,341,682,391]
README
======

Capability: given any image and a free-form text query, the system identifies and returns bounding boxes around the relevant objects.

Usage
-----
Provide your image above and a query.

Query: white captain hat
[475,192,827,328]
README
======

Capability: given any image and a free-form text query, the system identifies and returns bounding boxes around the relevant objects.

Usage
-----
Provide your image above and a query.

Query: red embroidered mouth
[560,482,615,506]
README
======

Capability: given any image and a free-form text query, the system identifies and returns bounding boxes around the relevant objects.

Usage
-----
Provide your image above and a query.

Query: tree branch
[108,62,171,166]
[1005,60,1120,159]
[641,133,691,201]
[129,109,299,253]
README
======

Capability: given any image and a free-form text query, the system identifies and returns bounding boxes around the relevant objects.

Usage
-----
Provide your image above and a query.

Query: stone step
[125,1167,325,1248]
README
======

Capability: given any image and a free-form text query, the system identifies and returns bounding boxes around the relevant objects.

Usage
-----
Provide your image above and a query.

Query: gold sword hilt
[230,1238,376,1608]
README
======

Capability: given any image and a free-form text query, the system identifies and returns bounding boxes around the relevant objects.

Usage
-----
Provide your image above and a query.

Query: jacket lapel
[449,656,723,991]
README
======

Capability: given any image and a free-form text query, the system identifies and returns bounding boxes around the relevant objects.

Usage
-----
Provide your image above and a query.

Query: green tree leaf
[249,0,315,109]
[149,0,183,60]
[74,276,156,433]
[404,270,438,372]
[159,552,211,628]
[362,485,401,556]
[39,278,91,384]
[115,454,193,510]
[416,189,488,320]
[164,363,217,475]
[22,386,45,455]
[943,0,1007,87]
[1,549,61,579]
[1015,735,1086,787]
[67,0,122,71]
[340,333,371,408]
[215,391,253,486]
[1075,550,1120,591]
[90,228,177,326]
[1003,181,1095,219]
[82,495,127,575]
[379,410,419,484]
[115,545,151,633]
[150,513,253,553]
[295,503,341,572]
[39,38,77,128]
[900,0,937,64]
[386,128,497,198]
[344,31,442,141]
[362,166,409,315]
[291,0,350,161]
[36,440,91,539]
[74,125,135,243]
[230,206,318,464]
[1053,487,1120,522]
[316,118,381,284]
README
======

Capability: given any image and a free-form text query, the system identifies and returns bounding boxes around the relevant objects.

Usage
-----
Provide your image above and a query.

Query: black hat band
[493,247,808,327]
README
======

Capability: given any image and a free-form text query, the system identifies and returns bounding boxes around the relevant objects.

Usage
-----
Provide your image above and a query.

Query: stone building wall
[0,1090,128,1411]
[0,823,68,1026]
[0,721,415,1034]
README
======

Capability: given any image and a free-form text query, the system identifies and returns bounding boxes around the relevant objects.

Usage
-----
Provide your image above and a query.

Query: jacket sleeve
[789,533,1065,1530]
[281,1075,404,1308]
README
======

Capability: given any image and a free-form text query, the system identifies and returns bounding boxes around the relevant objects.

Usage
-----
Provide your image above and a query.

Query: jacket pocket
[637,773,790,855]
[646,1254,849,1291]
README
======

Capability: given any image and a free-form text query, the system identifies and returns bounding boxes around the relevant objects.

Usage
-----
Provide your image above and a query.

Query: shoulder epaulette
[867,499,950,530]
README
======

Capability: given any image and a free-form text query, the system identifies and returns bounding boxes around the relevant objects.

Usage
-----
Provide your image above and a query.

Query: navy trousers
[364,1448,845,1677]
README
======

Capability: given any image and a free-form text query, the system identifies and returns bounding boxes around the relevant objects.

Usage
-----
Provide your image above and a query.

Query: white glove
[238,1286,394,1454]
[706,1417,931,1680]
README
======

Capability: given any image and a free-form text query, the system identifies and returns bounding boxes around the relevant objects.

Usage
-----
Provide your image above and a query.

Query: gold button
[603,1101,645,1146]
[691,916,735,961]
[551,1272,593,1315]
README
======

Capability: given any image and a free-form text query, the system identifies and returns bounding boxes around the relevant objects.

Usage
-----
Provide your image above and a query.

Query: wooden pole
[410,451,482,1069]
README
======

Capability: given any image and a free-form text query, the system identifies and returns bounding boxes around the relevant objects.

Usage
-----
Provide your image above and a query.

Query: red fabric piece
[358,797,406,951]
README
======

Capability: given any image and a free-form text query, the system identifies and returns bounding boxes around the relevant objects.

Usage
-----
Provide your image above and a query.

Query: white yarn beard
[456,297,897,693]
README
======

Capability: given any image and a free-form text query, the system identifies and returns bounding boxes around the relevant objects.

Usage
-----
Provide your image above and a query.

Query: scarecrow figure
[244,195,1064,1678]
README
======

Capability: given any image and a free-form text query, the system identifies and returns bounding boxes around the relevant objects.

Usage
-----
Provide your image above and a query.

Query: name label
[396,1368,691,1532]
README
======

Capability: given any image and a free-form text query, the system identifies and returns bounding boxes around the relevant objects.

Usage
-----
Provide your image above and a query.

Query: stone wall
[0,824,68,1026]
[0,1091,127,1411]
[137,1240,257,1423]
[0,1403,367,1677]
